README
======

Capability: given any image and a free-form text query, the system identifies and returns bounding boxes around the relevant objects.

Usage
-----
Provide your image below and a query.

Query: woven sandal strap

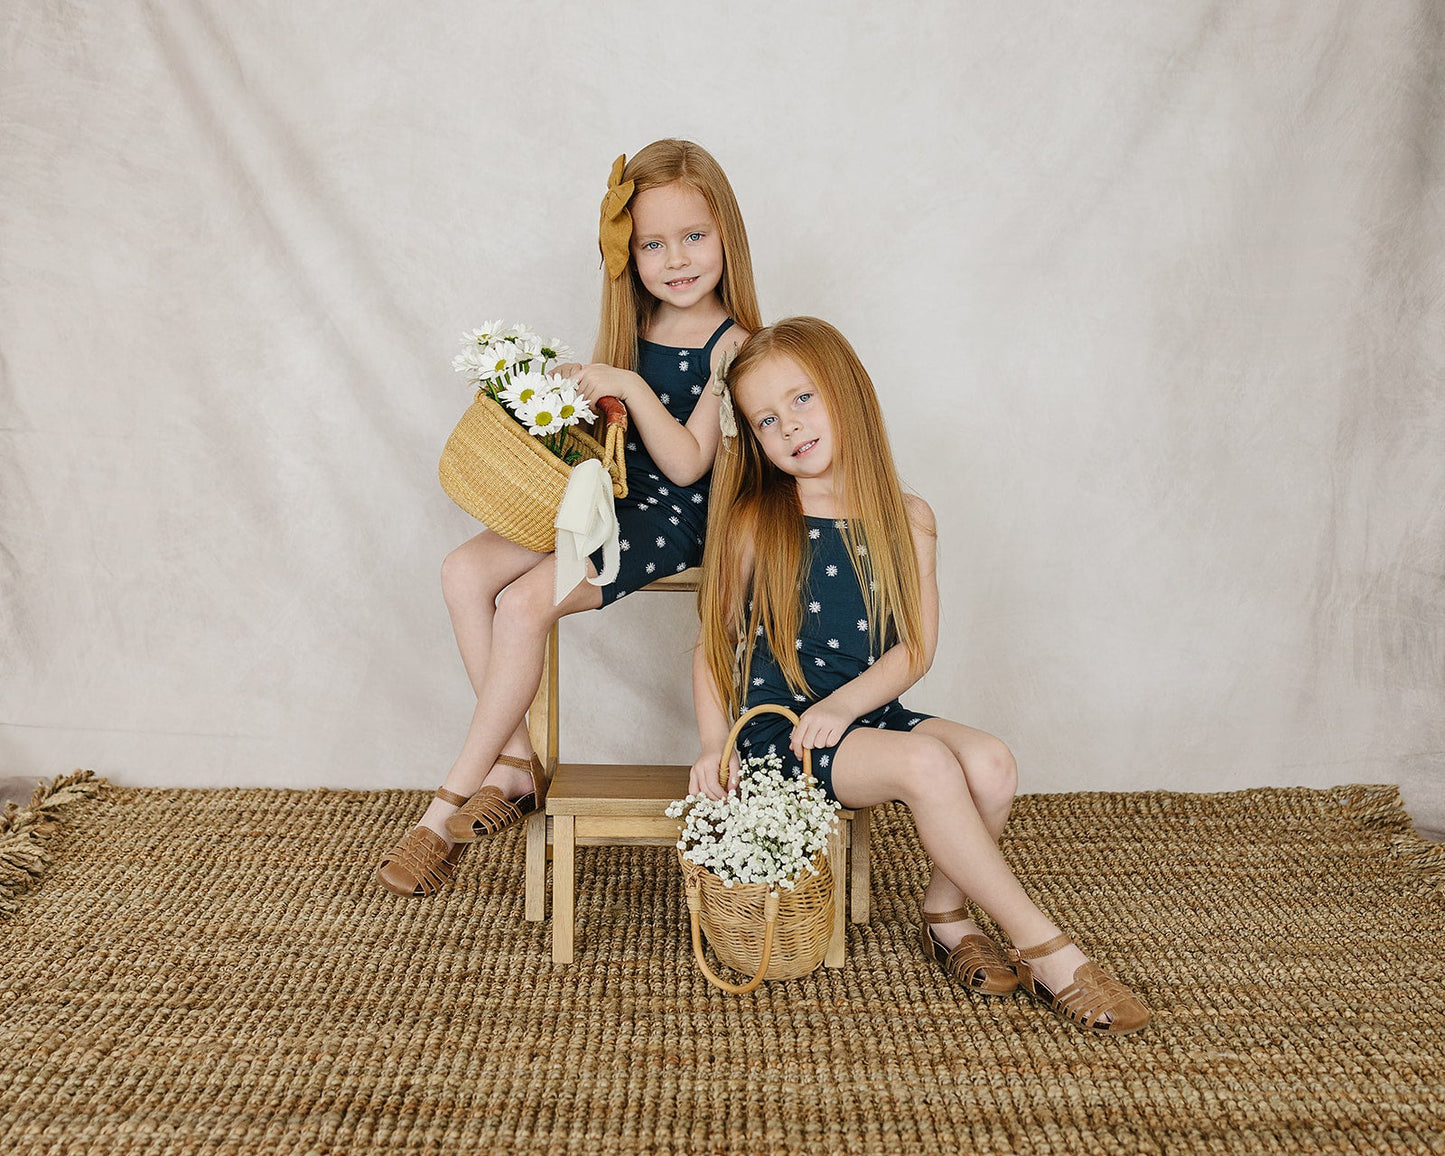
[1015,932,1074,961]
[434,787,469,807]
[922,906,972,925]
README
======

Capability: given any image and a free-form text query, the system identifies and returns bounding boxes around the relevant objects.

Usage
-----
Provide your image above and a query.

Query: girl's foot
[1009,933,1151,1034]
[376,787,471,897]
[920,907,1018,995]
[444,752,548,843]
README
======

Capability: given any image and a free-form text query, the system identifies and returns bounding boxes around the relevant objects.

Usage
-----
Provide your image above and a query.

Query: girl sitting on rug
[689,317,1150,1034]
[378,140,760,897]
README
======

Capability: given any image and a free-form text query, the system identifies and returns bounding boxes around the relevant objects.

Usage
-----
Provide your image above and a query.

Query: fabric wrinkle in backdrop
[1,2,1441,829]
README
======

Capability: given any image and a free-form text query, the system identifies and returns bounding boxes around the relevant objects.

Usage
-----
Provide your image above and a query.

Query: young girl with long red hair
[691,317,1150,1034]
[377,140,759,898]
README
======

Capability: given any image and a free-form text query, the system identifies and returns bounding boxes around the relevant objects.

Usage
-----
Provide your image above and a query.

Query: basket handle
[717,703,813,791]
[685,877,780,995]
[595,395,628,430]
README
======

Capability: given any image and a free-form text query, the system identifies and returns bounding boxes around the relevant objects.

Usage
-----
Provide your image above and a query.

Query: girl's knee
[896,736,968,802]
[967,737,1018,803]
[441,536,509,606]
[492,565,558,627]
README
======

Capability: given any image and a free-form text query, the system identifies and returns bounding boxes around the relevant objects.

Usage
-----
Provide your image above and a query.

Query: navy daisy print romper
[591,317,735,606]
[738,516,934,803]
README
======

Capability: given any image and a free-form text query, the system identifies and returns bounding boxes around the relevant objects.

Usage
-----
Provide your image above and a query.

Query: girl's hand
[571,363,646,406]
[790,696,858,759]
[553,362,584,380]
[688,749,740,800]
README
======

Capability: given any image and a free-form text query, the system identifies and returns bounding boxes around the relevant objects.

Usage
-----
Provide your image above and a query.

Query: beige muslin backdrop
[2,2,1441,827]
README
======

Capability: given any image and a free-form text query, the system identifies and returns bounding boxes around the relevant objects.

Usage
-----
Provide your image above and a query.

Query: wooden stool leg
[528,623,560,777]
[524,810,547,921]
[825,819,846,968]
[850,807,871,924]
[552,814,575,964]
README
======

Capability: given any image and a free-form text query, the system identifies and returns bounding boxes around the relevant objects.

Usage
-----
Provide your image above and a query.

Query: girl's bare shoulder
[902,493,936,535]
[709,323,751,368]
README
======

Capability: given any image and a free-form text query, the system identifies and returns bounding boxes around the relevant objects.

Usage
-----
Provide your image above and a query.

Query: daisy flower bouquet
[671,704,841,993]
[439,318,629,553]
[452,321,592,463]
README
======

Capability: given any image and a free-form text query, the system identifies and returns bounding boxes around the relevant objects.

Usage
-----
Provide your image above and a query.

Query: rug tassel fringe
[0,769,106,916]
[1332,783,1445,893]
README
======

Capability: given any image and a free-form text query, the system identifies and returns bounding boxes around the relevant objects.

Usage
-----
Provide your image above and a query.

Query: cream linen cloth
[553,458,620,605]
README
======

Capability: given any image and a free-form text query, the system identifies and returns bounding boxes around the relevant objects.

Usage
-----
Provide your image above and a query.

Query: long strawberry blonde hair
[698,317,930,717]
[592,140,762,369]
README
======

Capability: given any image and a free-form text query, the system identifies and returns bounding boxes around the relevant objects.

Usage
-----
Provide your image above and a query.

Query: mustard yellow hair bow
[598,154,635,280]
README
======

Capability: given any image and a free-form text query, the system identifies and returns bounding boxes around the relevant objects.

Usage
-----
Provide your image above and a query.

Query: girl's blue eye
[642,240,661,251]
[759,415,775,429]
[686,232,704,243]
[795,393,811,406]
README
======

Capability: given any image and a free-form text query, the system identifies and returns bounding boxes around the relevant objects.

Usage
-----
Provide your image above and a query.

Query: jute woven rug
[1,775,1442,1155]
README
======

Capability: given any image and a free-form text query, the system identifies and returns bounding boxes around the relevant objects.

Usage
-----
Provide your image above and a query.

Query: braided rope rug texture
[0,780,1442,1155]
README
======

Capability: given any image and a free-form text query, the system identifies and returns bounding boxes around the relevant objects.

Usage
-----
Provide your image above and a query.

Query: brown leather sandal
[376,787,470,897]
[1008,932,1151,1034]
[920,906,1019,995]
[444,753,548,843]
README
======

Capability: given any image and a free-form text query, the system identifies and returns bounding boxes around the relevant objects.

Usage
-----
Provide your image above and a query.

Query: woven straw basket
[438,391,628,553]
[678,704,836,994]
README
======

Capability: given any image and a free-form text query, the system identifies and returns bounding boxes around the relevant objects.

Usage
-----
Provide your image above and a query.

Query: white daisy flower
[691,384,702,395]
[833,519,846,529]
[814,657,826,667]
[669,516,680,525]
[658,486,669,495]
[627,441,637,451]
[678,360,689,372]
[795,639,803,650]
[819,755,830,767]
[793,694,806,702]
[856,544,868,556]
[515,391,564,436]
[752,677,764,686]
[691,493,704,503]
[809,528,820,540]
[827,639,839,649]
[867,655,875,666]
[808,600,821,614]
[909,718,921,727]
[857,619,868,631]
[660,393,671,405]
[646,562,656,573]
[656,536,666,547]
[826,565,838,577]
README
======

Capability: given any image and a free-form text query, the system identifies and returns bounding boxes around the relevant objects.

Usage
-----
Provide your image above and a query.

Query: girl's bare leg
[909,719,1017,948]
[829,727,1094,1000]
[414,536,602,841]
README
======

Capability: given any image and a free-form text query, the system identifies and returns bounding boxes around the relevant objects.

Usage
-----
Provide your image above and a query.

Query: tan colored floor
[2,773,1440,841]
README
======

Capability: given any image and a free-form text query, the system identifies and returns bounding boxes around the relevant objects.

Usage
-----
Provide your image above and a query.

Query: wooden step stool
[522,569,872,965]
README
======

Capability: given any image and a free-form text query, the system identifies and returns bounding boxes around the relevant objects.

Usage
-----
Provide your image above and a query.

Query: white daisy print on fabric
[656,536,666,547]
[833,520,846,529]
[809,528,821,540]
[691,384,702,395]
[677,361,688,373]
[795,639,803,649]
[620,539,631,551]
[857,619,868,631]
[793,694,806,702]
[660,393,671,405]
[867,655,875,666]
[675,562,686,571]
[909,718,921,727]
[819,754,830,767]
[669,516,680,525]
[756,624,765,636]
[752,677,764,686]
[691,493,703,503]
[658,486,669,495]
[814,657,827,667]
[808,600,821,614]
[827,639,839,649]
[826,565,838,577]
[646,562,656,574]
[856,544,868,556]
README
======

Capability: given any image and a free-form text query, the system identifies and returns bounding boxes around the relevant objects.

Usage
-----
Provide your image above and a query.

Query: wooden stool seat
[523,568,872,965]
